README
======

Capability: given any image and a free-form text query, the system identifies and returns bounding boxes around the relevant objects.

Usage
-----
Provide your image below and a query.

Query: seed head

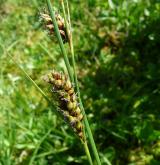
[40,12,68,43]
[44,70,84,141]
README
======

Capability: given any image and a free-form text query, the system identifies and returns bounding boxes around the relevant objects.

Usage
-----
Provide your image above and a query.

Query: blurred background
[0,0,160,164]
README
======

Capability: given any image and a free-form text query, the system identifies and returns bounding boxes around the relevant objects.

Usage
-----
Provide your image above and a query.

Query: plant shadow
[82,11,160,164]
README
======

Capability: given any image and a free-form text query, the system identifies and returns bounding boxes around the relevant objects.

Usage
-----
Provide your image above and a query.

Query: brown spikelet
[40,12,68,43]
[44,70,84,141]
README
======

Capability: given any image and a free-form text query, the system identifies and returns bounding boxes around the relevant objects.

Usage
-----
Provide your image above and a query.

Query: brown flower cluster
[40,12,68,43]
[44,70,84,140]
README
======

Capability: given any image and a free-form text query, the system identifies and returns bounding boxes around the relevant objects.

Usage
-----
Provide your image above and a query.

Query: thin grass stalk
[46,0,73,83]
[82,140,93,165]
[60,1,94,165]
[65,0,71,34]
[60,0,71,49]
[38,43,55,63]
[8,55,50,103]
[60,4,93,163]
[29,129,52,165]
[5,43,55,111]
[61,1,109,165]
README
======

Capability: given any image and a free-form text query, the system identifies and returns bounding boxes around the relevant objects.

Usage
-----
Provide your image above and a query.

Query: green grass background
[0,0,160,164]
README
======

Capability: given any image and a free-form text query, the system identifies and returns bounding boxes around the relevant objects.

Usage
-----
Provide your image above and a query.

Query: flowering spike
[40,12,68,43]
[44,70,84,141]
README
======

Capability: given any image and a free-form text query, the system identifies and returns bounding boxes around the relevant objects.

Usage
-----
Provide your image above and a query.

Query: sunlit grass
[1,0,160,164]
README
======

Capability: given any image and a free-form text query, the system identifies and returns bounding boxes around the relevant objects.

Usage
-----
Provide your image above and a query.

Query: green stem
[60,0,71,49]
[71,41,103,165]
[7,53,49,103]
[46,0,73,82]
[29,129,52,165]
[82,141,93,165]
[61,1,106,165]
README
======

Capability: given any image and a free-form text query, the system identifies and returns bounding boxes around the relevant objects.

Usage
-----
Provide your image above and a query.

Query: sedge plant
[45,0,111,165]
[43,1,93,164]
[5,0,111,164]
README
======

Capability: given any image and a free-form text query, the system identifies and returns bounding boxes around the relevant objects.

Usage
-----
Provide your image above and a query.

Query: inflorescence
[44,70,84,141]
[40,12,68,43]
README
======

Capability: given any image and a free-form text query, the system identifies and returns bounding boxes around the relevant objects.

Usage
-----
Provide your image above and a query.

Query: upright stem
[60,0,71,49]
[46,0,73,82]
[70,28,103,165]
[61,1,105,165]
[82,141,93,165]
